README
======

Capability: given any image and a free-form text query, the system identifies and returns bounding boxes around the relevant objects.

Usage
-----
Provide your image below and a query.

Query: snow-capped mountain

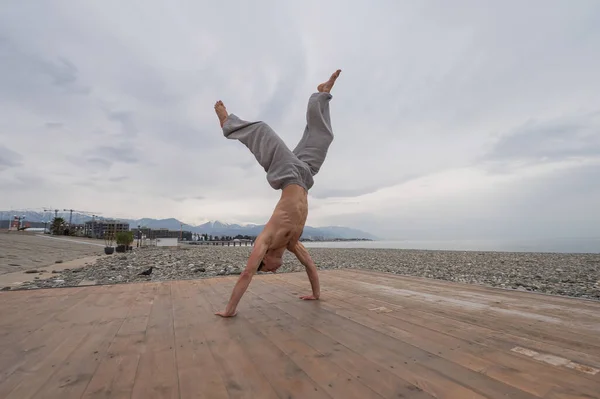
[120,217,378,239]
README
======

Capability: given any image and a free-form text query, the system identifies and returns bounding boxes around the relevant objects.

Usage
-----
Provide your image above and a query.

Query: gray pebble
[13,245,599,300]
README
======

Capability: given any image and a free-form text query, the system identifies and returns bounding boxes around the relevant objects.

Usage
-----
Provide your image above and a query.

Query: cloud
[65,147,138,172]
[0,37,90,103]
[45,122,64,129]
[93,145,139,164]
[1,1,600,242]
[310,174,420,200]
[312,160,600,240]
[0,171,46,191]
[172,195,205,202]
[481,111,600,167]
[106,110,138,136]
[43,56,91,95]
[0,146,23,170]
[85,157,112,168]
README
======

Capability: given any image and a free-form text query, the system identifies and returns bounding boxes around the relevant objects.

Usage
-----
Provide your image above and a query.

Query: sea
[301,238,600,254]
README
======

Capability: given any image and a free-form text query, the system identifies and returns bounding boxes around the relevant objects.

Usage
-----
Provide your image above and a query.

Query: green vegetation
[50,217,66,235]
[116,231,134,247]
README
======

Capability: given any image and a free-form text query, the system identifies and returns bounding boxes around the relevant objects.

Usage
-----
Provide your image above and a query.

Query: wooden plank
[277,275,600,398]
[240,285,435,398]
[0,288,88,355]
[268,276,579,398]
[335,270,600,331]
[324,277,600,355]
[299,270,600,344]
[250,279,513,399]
[0,289,92,385]
[130,282,179,399]
[322,272,600,371]
[544,389,600,399]
[0,286,130,398]
[81,283,157,399]
[170,280,229,399]
[312,272,600,367]
[320,271,600,356]
[321,281,600,372]
[0,288,109,396]
[0,320,89,398]
[29,285,136,399]
[1,271,597,399]
[323,281,600,375]
[0,286,87,302]
[193,279,280,399]
[339,269,600,312]
[204,280,334,398]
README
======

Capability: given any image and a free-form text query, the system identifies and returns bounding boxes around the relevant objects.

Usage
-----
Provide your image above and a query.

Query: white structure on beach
[156,237,178,247]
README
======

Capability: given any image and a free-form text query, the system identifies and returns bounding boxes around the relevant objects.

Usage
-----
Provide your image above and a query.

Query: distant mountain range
[0,211,379,240]
[127,218,378,240]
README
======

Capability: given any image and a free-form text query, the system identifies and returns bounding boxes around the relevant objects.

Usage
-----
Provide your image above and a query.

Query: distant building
[85,219,130,238]
[135,227,192,241]
[156,237,178,247]
[1,219,47,230]
[67,224,86,236]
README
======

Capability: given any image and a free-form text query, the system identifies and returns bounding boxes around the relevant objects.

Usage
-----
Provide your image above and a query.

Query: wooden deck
[1,269,599,399]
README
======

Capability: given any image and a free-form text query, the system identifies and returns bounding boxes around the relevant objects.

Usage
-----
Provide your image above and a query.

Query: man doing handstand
[214,69,341,317]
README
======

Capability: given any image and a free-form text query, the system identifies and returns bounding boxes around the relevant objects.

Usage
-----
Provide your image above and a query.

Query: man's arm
[290,241,320,300]
[215,235,270,317]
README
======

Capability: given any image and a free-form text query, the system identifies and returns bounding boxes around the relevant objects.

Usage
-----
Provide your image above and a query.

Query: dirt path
[0,232,103,275]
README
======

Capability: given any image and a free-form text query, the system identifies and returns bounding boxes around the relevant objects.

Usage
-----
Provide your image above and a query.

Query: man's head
[258,248,284,273]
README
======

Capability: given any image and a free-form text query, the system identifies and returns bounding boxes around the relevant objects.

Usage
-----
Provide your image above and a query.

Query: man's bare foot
[317,69,341,93]
[214,100,228,127]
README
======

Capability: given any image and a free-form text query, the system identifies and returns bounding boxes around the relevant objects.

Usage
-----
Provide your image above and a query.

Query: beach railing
[186,240,253,247]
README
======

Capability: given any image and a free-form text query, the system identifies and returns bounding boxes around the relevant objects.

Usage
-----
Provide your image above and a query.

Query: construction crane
[43,208,60,220]
[62,209,100,226]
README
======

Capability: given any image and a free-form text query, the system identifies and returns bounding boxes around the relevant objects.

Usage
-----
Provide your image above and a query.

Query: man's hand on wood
[299,294,319,300]
[215,310,238,318]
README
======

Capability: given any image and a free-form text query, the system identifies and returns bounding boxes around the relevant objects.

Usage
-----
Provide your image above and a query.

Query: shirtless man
[213,69,341,317]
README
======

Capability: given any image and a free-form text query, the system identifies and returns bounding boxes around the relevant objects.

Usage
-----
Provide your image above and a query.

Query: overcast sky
[1,0,599,239]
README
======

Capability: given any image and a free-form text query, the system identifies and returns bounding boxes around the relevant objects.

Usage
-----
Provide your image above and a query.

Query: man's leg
[292,69,341,176]
[215,101,288,174]
[214,101,307,190]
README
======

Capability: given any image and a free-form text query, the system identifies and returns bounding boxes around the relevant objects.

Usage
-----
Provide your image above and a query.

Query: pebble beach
[5,239,599,301]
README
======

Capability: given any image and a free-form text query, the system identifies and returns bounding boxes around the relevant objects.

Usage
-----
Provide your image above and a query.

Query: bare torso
[263,184,308,252]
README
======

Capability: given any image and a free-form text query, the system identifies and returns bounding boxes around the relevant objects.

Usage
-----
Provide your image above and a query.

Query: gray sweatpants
[222,92,334,191]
